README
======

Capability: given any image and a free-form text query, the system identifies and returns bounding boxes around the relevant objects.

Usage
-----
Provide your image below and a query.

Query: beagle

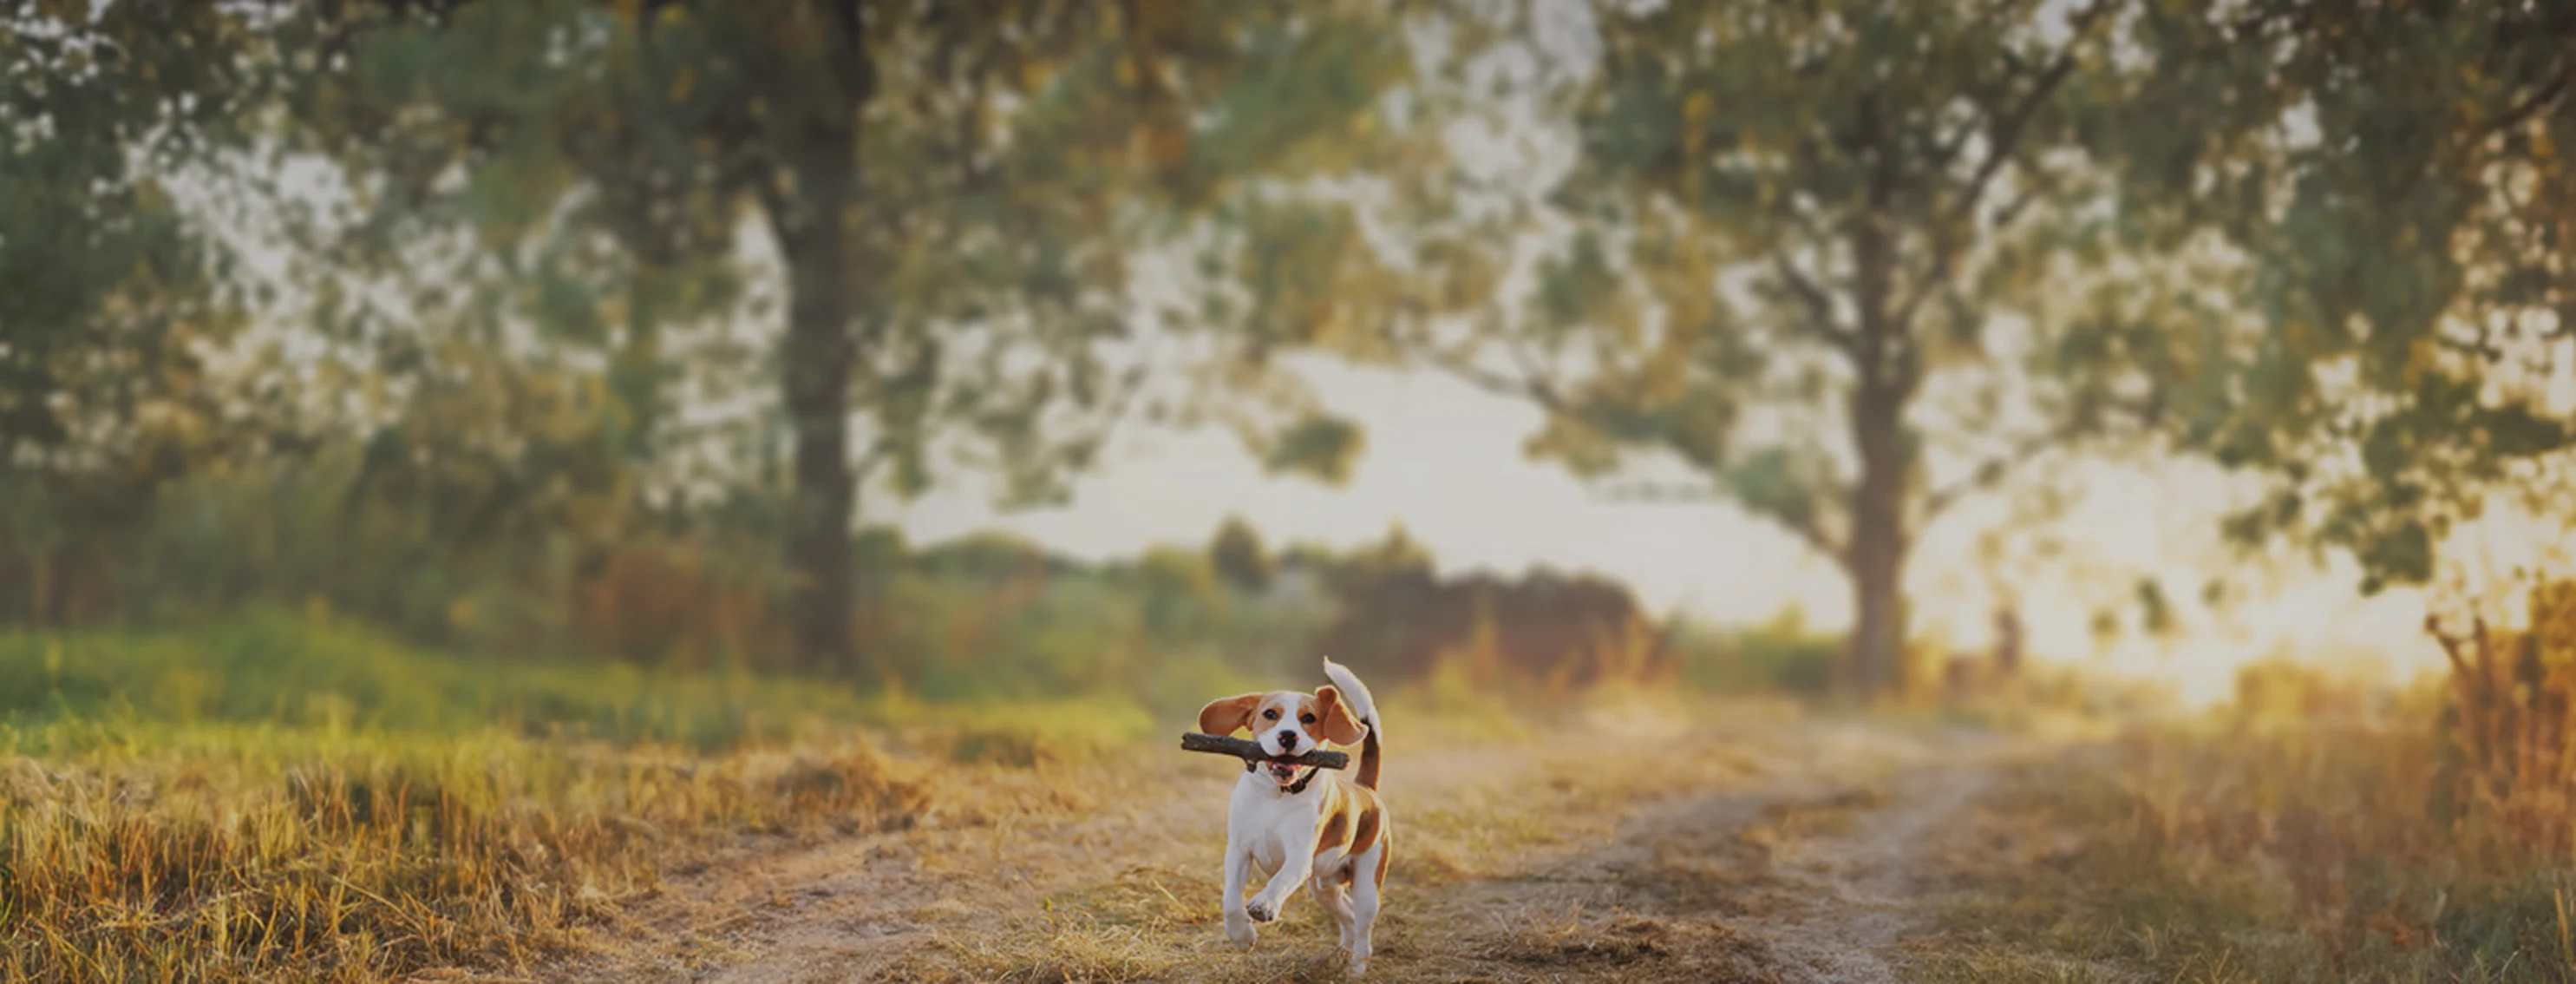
[1196,658,1389,977]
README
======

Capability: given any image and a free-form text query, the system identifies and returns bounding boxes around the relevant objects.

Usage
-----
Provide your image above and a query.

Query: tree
[2112,0,2576,593]
[263,0,1403,672]
[1251,0,2173,699]
[0,3,283,622]
[1207,515,1274,594]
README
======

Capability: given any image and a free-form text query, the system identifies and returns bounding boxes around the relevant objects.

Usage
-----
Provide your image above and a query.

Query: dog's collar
[1246,758,1319,795]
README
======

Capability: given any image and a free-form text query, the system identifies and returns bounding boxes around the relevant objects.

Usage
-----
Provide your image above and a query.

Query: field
[11,607,2576,983]
[0,606,2020,983]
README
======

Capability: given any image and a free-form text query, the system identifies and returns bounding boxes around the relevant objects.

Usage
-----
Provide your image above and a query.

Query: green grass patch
[0,606,887,751]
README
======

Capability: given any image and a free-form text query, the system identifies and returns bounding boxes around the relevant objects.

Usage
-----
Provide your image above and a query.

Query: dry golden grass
[1912,581,2576,984]
[0,727,925,982]
[0,612,1192,983]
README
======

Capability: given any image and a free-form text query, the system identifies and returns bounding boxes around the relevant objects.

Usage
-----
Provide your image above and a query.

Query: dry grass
[0,614,1169,984]
[1913,581,2576,983]
[0,725,925,982]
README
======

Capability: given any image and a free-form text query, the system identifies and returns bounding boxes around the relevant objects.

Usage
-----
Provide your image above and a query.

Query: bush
[1673,609,1840,699]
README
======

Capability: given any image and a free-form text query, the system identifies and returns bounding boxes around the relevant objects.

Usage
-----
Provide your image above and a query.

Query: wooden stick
[1179,732,1350,770]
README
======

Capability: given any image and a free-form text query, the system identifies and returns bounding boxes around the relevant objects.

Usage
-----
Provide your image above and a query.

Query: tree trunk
[778,199,857,672]
[770,0,874,674]
[1844,174,1915,702]
[1847,386,1911,701]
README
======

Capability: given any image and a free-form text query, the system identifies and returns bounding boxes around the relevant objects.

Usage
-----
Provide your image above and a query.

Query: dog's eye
[1299,713,1317,725]
[1262,709,1279,720]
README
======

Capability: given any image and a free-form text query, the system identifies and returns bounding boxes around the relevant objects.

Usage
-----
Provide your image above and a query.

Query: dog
[1196,658,1388,976]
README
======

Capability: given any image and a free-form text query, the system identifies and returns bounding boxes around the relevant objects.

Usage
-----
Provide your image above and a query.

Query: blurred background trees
[3,0,2571,704]
[2111,0,2575,593]
[0,3,278,625]
[254,0,1402,672]
[1278,0,2186,698]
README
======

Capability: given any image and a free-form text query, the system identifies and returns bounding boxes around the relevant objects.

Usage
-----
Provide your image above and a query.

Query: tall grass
[0,611,936,983]
[1934,581,2576,983]
[2,728,922,982]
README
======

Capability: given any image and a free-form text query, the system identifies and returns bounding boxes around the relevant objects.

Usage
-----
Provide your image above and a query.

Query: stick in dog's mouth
[1177,732,1350,770]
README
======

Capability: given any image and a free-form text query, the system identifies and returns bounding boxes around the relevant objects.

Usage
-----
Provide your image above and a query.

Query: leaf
[1261,415,1367,486]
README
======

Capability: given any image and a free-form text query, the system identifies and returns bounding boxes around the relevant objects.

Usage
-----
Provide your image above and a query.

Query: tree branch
[1949,1,2111,227]
[1420,346,1572,413]
[1771,252,1861,356]
[2475,72,2571,148]
[1920,416,2089,522]
[1898,0,2114,328]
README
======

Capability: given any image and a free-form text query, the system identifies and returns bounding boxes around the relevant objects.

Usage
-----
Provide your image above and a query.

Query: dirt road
[525,706,2037,983]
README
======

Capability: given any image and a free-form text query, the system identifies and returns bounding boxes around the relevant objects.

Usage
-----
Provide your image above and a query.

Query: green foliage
[1673,609,1841,699]
[2117,1,2576,587]
[0,2,260,456]
[0,3,293,628]
[1259,413,1367,484]
[1206,515,1274,594]
[1245,0,2176,697]
[257,0,1408,666]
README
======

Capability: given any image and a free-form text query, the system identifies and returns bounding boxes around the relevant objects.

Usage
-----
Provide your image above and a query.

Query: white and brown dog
[1196,658,1389,976]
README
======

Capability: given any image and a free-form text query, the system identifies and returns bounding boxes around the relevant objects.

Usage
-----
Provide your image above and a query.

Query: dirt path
[1409,720,2021,983]
[515,711,2034,983]
[1736,736,2008,983]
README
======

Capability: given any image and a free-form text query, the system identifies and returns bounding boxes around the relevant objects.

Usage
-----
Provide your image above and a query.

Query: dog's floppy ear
[1197,693,1264,736]
[1312,686,1369,746]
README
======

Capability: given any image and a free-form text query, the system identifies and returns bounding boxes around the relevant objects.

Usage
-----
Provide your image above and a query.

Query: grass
[1911,585,2576,983]
[0,606,886,750]
[3,728,924,982]
[61,597,2547,982]
[1915,719,2576,984]
[0,607,1174,983]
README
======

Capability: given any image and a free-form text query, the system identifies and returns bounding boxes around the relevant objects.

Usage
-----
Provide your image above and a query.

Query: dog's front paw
[1246,899,1277,923]
[1224,911,1257,946]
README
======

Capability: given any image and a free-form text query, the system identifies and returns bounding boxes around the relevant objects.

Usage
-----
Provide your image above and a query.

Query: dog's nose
[1277,731,1298,751]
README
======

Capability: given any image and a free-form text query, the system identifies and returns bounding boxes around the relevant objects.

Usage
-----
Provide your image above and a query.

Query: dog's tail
[1322,657,1383,790]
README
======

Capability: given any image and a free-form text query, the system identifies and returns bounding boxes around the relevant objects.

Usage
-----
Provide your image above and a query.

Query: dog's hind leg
[1346,844,1384,976]
[1311,871,1356,951]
